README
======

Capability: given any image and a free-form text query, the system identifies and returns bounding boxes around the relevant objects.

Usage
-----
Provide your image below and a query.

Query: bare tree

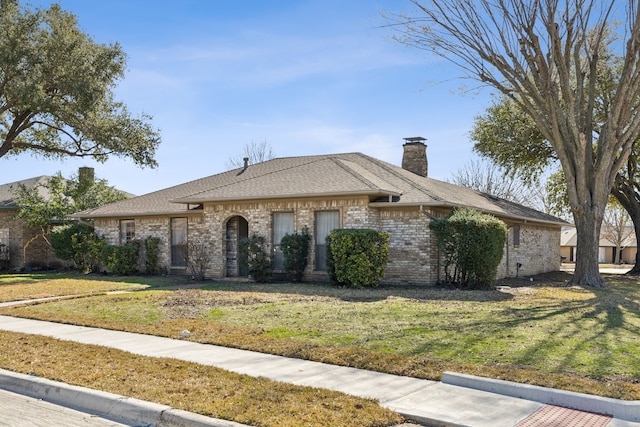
[601,199,634,264]
[226,140,275,169]
[388,1,640,286]
[449,158,547,211]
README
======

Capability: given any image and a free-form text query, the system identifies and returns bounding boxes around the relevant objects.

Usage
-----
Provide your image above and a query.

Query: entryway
[225,216,248,277]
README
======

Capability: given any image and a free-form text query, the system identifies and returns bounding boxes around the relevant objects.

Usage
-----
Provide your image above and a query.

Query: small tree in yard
[187,237,211,281]
[326,229,389,288]
[281,227,312,282]
[240,234,273,283]
[429,208,507,289]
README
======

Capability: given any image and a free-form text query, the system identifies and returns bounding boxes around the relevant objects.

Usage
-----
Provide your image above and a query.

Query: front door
[226,216,249,277]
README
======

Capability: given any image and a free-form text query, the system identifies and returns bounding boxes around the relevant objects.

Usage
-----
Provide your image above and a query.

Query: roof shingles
[74,152,566,225]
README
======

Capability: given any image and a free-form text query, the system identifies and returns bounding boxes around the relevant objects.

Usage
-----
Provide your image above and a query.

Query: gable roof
[0,176,54,209]
[74,152,566,226]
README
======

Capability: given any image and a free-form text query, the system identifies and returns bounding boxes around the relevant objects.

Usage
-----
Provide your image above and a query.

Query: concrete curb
[441,371,640,422]
[0,369,249,427]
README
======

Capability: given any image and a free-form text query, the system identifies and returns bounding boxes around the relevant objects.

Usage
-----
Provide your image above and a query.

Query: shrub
[187,237,211,281]
[144,236,164,275]
[429,207,507,289]
[101,241,140,275]
[281,227,312,282]
[240,234,273,283]
[326,229,389,288]
[50,223,105,273]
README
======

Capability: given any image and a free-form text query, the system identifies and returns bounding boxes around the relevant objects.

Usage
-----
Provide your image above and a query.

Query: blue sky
[2,0,494,195]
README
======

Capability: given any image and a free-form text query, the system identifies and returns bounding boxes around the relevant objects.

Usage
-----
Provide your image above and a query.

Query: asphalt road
[0,388,130,427]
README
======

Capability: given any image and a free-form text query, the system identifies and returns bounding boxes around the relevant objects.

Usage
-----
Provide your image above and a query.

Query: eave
[369,201,569,228]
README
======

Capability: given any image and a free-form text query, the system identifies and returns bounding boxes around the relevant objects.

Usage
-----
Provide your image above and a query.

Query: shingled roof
[74,152,566,226]
[0,176,54,209]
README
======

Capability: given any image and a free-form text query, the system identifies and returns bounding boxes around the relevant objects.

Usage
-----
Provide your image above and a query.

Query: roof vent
[402,137,428,177]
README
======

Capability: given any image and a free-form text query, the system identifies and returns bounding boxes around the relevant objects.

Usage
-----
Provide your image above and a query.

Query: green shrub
[144,236,164,275]
[281,227,312,282]
[326,229,389,288]
[239,234,273,283]
[50,223,105,273]
[429,207,507,289]
[101,241,140,275]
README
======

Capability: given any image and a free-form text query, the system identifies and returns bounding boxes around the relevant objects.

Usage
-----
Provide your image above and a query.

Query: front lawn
[2,272,640,401]
[0,273,165,302]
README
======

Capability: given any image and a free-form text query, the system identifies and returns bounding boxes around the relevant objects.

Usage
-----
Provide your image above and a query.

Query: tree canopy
[0,1,160,167]
[388,0,640,286]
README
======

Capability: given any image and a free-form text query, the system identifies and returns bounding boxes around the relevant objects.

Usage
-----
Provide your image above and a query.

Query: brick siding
[0,210,64,270]
[93,198,561,284]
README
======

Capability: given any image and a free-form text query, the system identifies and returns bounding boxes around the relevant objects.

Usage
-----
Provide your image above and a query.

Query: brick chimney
[402,137,428,177]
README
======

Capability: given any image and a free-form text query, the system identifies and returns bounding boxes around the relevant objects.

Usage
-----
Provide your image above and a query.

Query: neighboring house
[74,139,566,284]
[0,176,61,270]
[561,226,638,264]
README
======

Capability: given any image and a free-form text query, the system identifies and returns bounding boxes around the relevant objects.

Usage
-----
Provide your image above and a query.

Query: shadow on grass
[488,276,640,379]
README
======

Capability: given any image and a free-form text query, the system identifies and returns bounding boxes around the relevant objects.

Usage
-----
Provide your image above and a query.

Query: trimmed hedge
[326,229,389,288]
[101,241,140,275]
[429,207,507,289]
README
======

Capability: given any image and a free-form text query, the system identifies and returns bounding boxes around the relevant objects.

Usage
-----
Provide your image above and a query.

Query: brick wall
[373,207,433,285]
[92,200,561,284]
[0,209,64,270]
[498,223,561,278]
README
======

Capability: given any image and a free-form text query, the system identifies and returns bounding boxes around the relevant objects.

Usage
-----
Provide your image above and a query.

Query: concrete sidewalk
[1,315,639,427]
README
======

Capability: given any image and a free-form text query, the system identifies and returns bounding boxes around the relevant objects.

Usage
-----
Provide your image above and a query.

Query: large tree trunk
[629,218,640,274]
[572,208,606,287]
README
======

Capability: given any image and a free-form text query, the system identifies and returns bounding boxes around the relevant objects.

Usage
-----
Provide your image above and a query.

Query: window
[272,212,294,270]
[315,211,340,271]
[120,220,135,244]
[513,224,521,247]
[0,228,9,261]
[171,217,188,267]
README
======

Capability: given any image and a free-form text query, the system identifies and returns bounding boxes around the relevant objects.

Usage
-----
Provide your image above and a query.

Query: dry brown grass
[0,330,403,427]
[0,273,152,302]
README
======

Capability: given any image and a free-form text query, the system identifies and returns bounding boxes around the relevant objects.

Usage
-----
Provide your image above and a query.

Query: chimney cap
[403,136,427,144]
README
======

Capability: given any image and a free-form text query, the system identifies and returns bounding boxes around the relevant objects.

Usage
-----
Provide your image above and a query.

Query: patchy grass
[0,274,145,302]
[0,330,402,427]
[2,272,640,400]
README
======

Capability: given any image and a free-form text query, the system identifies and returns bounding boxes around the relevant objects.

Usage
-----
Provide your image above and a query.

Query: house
[0,167,126,271]
[561,226,637,264]
[0,175,62,270]
[74,139,566,284]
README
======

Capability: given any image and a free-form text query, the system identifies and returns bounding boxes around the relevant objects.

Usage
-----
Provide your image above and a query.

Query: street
[0,388,130,427]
